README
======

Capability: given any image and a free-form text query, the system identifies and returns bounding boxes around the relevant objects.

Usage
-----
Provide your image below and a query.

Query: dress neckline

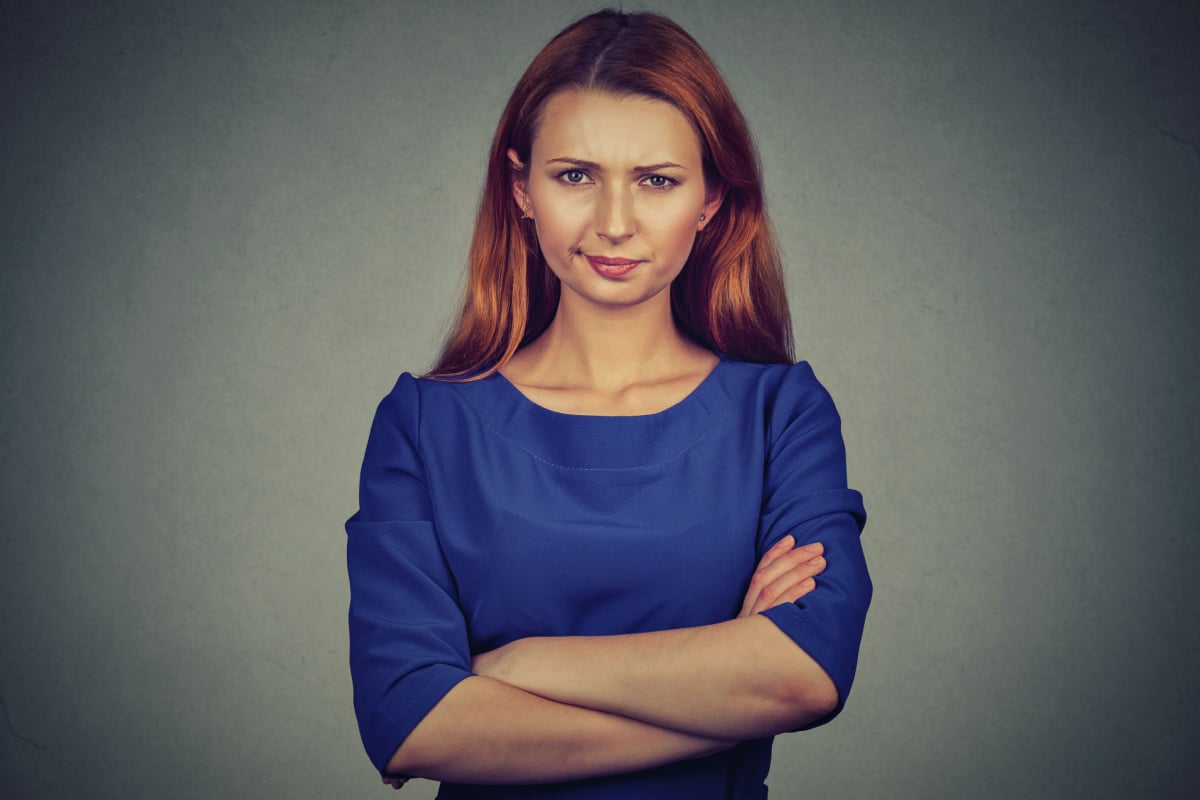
[488,355,727,420]
[446,356,742,471]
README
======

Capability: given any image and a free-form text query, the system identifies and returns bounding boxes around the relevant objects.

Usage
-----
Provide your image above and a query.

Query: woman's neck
[507,293,712,393]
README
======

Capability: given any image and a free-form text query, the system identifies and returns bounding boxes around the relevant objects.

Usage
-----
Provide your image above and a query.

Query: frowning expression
[511,90,723,312]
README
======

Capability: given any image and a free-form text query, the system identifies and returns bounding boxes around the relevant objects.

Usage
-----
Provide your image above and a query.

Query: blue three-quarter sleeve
[756,364,872,727]
[345,374,472,773]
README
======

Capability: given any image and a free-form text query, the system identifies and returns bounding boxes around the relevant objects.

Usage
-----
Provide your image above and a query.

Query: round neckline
[489,355,727,420]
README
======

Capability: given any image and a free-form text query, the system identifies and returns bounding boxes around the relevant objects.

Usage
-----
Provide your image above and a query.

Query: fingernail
[779,535,795,548]
[802,541,823,552]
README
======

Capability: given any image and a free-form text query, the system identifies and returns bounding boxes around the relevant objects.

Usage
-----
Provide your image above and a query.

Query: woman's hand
[738,536,826,618]
[381,775,408,790]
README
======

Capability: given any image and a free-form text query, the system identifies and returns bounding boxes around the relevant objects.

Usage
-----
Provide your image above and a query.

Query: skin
[515,91,720,318]
[503,89,725,413]
[383,90,835,785]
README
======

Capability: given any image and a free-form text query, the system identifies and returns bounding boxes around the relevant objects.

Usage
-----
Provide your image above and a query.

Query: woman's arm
[387,675,735,783]
[473,615,836,741]
[386,534,819,781]
[472,535,838,740]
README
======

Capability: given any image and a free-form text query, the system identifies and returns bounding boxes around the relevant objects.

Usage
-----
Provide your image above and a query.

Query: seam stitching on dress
[480,419,717,471]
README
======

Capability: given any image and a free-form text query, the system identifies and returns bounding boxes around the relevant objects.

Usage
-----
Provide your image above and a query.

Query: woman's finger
[738,537,795,615]
[748,575,818,616]
[756,535,795,571]
[744,544,820,614]
[743,543,807,616]
[748,553,825,614]
[739,541,825,618]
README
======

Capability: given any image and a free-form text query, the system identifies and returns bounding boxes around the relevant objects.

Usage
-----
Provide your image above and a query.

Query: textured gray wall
[2,1,1197,798]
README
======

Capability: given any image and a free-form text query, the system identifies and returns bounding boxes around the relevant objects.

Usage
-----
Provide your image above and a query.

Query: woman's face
[510,90,723,313]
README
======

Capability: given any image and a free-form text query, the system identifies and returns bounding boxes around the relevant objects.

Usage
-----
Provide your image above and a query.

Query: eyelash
[554,169,679,190]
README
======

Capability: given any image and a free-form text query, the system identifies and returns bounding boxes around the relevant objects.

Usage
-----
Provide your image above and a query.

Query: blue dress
[345,357,871,799]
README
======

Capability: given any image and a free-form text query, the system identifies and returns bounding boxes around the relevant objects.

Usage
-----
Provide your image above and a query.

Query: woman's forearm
[387,675,736,783]
[474,615,838,740]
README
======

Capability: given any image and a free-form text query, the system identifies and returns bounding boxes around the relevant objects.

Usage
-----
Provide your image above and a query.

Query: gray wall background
[2,1,1196,797]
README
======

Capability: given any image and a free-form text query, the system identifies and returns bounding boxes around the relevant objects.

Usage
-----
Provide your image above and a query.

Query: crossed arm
[383,535,834,785]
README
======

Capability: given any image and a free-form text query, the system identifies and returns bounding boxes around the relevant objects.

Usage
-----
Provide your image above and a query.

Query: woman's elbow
[385,740,422,777]
[807,677,840,722]
[385,722,445,778]
[780,672,839,728]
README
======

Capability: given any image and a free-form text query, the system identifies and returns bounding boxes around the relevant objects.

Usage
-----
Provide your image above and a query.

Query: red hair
[428,9,794,378]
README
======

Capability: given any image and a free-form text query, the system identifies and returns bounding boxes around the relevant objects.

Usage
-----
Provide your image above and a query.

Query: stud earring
[698,213,707,222]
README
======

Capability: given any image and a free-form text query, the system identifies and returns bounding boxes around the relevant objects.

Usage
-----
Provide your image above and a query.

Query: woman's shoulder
[715,358,844,436]
[375,369,504,419]
[714,358,831,401]
[382,367,498,396]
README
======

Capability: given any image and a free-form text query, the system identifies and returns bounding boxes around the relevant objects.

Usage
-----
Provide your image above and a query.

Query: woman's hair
[428,9,794,378]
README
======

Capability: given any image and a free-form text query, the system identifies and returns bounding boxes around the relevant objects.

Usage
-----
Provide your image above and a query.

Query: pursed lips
[584,254,643,266]
[583,253,643,278]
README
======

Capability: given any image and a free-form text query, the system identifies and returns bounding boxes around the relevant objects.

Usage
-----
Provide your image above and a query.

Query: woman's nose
[595,186,635,243]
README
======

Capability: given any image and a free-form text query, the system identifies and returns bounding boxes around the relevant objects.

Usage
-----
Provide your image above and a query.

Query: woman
[346,9,871,798]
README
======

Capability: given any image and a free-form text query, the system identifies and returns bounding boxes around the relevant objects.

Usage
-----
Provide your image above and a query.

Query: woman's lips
[585,254,642,278]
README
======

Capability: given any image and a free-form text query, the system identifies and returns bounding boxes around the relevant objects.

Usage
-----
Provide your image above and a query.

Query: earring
[521,208,533,219]
[698,213,707,222]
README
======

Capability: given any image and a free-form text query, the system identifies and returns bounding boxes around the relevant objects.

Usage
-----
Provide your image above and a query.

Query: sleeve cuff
[760,601,858,730]
[363,662,473,773]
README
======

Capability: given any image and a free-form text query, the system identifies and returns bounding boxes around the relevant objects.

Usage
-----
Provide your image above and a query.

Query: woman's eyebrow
[546,157,602,169]
[546,157,687,172]
[632,161,686,173]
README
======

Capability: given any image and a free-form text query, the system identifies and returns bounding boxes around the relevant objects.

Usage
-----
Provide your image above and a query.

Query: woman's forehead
[530,90,703,169]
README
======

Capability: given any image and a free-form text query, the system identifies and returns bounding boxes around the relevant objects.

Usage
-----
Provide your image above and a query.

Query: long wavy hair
[428,9,794,378]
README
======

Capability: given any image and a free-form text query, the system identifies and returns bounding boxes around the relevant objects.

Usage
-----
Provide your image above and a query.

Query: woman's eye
[560,170,588,184]
[643,175,675,189]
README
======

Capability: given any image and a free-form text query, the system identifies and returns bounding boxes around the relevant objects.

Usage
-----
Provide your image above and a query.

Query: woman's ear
[507,148,532,218]
[697,184,726,231]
